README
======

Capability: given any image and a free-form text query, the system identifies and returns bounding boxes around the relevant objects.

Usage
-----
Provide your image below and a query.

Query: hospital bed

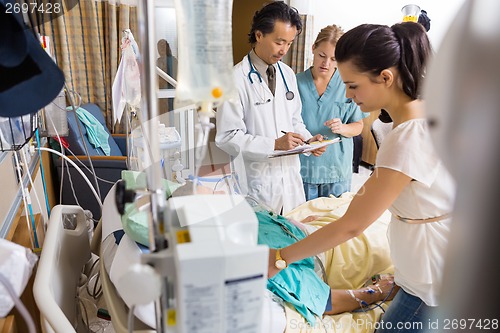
[99,178,394,333]
[33,205,92,333]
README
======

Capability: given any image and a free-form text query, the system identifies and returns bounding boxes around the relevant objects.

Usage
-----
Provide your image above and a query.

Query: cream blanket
[283,193,393,333]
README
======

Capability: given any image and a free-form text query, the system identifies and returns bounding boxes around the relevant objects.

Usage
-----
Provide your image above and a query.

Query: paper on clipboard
[268,138,341,158]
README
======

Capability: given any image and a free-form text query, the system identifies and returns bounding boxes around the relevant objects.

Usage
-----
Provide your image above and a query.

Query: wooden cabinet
[0,316,17,333]
[232,0,269,64]
[360,110,381,166]
[4,214,44,333]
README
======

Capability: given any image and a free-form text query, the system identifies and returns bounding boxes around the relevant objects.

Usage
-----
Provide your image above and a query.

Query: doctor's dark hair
[248,1,302,44]
[335,22,432,100]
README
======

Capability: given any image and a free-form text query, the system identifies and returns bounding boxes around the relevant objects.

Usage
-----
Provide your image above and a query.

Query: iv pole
[137,1,169,331]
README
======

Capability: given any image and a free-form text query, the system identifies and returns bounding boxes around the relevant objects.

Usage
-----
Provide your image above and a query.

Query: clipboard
[268,138,341,158]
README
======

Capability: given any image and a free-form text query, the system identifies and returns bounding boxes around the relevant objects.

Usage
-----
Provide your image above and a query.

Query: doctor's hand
[308,134,327,157]
[324,118,344,135]
[275,132,305,150]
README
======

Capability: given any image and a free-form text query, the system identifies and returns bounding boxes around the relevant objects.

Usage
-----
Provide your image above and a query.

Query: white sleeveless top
[376,119,456,306]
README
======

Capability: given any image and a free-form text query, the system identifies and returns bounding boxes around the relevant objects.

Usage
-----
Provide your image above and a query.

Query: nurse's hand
[308,134,327,156]
[324,118,344,135]
[275,132,305,150]
[268,248,280,278]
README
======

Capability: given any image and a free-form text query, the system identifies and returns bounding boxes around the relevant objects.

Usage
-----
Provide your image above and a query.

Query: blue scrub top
[297,68,367,184]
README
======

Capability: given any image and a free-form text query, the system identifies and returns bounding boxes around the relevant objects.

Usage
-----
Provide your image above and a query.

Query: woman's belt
[393,213,452,224]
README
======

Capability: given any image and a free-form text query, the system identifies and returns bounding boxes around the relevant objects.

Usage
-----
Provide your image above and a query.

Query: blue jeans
[303,181,351,201]
[376,289,436,333]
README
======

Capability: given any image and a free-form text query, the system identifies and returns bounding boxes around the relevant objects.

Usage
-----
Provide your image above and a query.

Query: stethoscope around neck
[247,53,295,103]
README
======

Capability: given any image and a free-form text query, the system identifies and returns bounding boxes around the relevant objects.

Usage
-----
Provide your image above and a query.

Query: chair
[33,205,91,333]
[370,118,393,150]
[53,103,128,220]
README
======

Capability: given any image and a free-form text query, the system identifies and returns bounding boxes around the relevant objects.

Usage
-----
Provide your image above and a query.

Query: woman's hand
[308,134,326,156]
[268,248,280,278]
[324,118,344,135]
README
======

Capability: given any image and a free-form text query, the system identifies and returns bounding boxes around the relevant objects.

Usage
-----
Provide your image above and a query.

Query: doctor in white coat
[216,2,325,214]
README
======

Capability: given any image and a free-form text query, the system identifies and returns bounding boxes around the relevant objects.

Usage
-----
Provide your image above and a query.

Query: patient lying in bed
[102,175,396,332]
[174,181,399,325]
[256,209,397,320]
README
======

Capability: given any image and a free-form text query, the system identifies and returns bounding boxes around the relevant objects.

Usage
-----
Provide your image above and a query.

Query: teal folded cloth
[256,211,330,324]
[120,170,183,246]
[72,106,111,155]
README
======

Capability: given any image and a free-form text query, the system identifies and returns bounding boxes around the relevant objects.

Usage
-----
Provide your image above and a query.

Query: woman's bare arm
[269,167,411,277]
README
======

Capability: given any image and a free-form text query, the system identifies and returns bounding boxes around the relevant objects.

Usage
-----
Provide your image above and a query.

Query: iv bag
[112,31,141,125]
[174,0,236,108]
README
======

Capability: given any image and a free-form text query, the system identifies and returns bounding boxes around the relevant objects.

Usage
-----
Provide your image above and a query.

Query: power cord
[0,273,36,333]
[35,147,103,209]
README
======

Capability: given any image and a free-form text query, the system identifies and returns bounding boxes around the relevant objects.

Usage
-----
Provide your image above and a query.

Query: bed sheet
[283,193,393,332]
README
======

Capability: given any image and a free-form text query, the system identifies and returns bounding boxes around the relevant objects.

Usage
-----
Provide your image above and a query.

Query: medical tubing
[193,103,213,194]
[35,129,51,215]
[65,85,102,201]
[136,111,156,169]
[0,273,36,333]
[13,152,37,249]
[37,147,103,209]
[352,280,396,313]
[21,148,45,226]
[65,147,117,184]
[127,304,136,333]
[25,188,39,250]
[125,106,134,171]
[66,165,82,207]
[45,111,70,205]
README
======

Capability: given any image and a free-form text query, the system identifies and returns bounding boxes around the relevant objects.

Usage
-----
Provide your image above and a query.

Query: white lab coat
[216,55,312,214]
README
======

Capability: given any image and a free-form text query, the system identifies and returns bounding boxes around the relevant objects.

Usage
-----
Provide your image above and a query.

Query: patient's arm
[325,275,400,315]
[300,215,320,223]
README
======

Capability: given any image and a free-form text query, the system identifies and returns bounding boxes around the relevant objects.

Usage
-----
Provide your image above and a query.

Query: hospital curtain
[287,14,314,74]
[36,0,138,133]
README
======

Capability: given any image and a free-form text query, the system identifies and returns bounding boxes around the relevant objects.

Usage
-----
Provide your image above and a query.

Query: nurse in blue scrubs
[297,25,367,200]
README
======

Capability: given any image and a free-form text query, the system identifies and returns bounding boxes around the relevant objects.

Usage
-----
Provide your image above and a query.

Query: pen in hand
[281,130,310,144]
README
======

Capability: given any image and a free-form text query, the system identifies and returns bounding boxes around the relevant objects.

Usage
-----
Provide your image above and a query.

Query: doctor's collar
[249,50,273,77]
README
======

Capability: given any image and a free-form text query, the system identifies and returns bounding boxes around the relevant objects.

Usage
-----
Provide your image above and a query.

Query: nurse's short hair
[248,1,302,44]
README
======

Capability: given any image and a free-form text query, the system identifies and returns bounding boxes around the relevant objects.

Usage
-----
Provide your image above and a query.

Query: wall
[291,0,466,50]
[232,0,269,64]
[0,148,50,239]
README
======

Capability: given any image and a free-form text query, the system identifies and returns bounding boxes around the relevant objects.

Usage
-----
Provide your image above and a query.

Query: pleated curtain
[34,0,138,133]
[287,14,314,74]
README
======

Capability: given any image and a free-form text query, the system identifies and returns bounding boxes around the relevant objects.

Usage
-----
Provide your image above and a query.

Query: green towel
[257,211,330,324]
[72,106,111,155]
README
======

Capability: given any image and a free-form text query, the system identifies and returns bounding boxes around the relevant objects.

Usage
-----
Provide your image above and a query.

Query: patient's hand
[376,274,400,301]
[301,215,320,223]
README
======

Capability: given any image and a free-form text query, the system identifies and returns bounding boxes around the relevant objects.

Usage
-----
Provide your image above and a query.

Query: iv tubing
[37,147,103,209]
[20,149,45,230]
[13,152,37,249]
[35,129,51,215]
[0,274,36,333]
[193,102,214,194]
[65,86,102,201]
